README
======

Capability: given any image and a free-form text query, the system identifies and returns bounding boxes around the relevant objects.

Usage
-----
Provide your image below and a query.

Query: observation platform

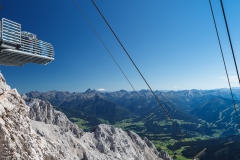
[0,18,54,66]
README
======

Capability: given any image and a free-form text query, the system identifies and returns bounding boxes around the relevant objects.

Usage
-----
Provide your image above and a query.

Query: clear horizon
[1,0,240,93]
[18,85,240,94]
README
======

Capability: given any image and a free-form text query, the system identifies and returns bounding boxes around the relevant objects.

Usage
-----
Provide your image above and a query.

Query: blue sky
[1,0,240,93]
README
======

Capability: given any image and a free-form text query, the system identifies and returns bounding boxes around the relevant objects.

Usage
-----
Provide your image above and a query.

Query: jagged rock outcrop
[0,73,172,160]
[79,124,172,160]
[0,74,45,159]
[23,96,84,138]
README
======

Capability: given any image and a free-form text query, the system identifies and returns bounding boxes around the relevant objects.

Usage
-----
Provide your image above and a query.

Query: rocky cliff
[24,96,84,138]
[0,73,172,160]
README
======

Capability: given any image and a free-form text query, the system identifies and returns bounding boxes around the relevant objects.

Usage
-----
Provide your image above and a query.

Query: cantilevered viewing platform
[0,18,54,66]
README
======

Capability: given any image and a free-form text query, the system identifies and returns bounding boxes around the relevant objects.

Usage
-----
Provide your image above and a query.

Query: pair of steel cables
[209,0,240,130]
[73,0,240,158]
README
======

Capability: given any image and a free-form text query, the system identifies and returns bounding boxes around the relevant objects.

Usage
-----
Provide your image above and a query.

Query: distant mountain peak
[139,89,150,93]
[119,89,128,93]
[85,88,96,93]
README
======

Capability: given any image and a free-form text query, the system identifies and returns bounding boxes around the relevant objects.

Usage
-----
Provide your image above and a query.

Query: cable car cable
[91,0,180,135]
[91,0,176,131]
[209,0,240,129]
[90,0,196,157]
[72,1,167,133]
[72,0,149,114]
[220,0,240,86]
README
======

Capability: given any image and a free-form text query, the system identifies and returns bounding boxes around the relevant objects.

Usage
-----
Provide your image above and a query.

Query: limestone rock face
[0,73,172,160]
[23,96,84,138]
[79,124,172,160]
[0,74,44,160]
[0,74,10,94]
[29,120,85,160]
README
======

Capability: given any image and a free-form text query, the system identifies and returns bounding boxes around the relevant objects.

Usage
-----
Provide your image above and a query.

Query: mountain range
[26,88,240,137]
[23,86,240,159]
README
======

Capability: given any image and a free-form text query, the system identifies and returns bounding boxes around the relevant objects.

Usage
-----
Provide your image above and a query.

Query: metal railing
[0,18,21,45]
[20,36,54,58]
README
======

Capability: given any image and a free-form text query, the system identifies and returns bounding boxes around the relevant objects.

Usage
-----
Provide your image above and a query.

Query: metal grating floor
[0,49,54,66]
